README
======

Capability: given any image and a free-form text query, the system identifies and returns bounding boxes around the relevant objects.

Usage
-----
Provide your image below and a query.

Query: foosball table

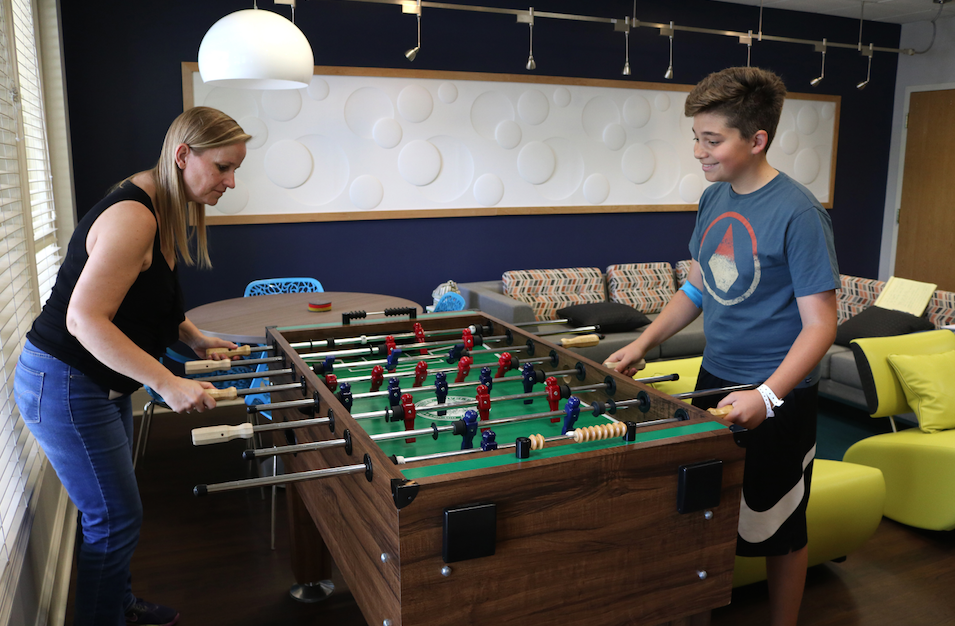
[191,311,746,626]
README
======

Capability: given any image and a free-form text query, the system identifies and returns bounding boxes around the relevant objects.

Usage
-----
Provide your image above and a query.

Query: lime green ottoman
[638,357,887,587]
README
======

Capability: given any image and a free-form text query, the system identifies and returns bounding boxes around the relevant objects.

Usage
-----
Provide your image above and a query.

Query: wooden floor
[65,403,955,626]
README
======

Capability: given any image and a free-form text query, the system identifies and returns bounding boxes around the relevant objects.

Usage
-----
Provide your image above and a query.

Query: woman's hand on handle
[155,377,218,413]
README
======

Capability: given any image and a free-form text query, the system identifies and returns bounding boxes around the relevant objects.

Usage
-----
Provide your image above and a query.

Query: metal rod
[244,438,347,458]
[196,462,367,495]
[198,368,294,383]
[673,383,756,400]
[350,367,579,400]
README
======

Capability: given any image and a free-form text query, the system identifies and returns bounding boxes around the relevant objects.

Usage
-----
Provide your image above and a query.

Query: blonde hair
[684,67,787,148]
[151,106,251,268]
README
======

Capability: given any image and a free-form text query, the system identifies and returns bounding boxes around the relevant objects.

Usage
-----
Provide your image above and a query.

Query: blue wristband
[679,281,703,308]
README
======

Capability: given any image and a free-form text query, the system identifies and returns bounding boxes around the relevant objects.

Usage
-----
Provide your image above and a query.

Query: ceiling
[714,0,955,24]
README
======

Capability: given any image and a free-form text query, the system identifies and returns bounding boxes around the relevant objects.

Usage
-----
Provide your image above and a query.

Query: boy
[608,67,839,626]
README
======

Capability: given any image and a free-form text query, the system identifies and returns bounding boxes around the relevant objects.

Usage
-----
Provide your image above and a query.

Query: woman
[14,107,251,626]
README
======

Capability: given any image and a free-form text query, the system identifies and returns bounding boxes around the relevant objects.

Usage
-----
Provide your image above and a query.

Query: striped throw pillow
[503,268,605,321]
[606,263,675,314]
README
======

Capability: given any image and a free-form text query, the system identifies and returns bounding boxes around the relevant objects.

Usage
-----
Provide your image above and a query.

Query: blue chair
[244,277,323,297]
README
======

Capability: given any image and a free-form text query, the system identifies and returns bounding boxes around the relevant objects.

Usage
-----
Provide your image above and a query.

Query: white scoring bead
[360,335,367,344]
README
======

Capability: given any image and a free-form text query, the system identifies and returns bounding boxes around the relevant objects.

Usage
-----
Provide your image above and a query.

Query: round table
[186,291,423,344]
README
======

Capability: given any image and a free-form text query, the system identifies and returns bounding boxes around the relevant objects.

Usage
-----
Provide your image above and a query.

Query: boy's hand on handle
[155,377,221,413]
[714,389,768,429]
[605,345,647,377]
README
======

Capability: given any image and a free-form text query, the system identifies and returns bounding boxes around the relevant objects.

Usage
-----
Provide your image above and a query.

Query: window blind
[0,0,60,605]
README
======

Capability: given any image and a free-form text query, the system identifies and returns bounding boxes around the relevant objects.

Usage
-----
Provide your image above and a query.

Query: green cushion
[887,350,955,433]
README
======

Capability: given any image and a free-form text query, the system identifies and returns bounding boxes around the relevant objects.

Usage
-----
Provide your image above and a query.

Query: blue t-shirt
[689,172,839,383]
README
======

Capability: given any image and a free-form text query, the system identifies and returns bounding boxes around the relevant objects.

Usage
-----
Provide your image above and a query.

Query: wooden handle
[707,406,733,417]
[560,334,600,348]
[206,387,237,401]
[185,359,232,375]
[602,358,646,371]
[207,345,252,357]
[191,422,254,445]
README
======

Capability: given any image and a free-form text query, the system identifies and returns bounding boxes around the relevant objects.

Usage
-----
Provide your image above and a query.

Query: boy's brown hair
[684,67,787,148]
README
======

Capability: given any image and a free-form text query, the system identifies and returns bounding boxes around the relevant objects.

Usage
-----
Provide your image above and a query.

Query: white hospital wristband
[757,384,784,418]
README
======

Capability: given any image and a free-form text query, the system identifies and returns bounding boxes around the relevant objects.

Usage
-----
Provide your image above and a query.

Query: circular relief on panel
[264,139,313,189]
[582,96,621,142]
[262,89,303,121]
[777,110,796,134]
[537,138,583,201]
[778,130,799,155]
[344,86,395,139]
[372,118,403,149]
[307,76,330,101]
[419,136,475,203]
[793,148,820,184]
[203,87,258,121]
[655,93,671,111]
[553,87,572,108]
[474,173,505,206]
[679,174,704,203]
[623,95,651,128]
[797,106,819,135]
[603,123,626,151]
[397,84,434,123]
[583,173,610,205]
[212,178,249,215]
[621,143,655,185]
[438,82,458,104]
[398,140,442,186]
[238,116,268,150]
[470,91,515,141]
[349,175,384,210]
[517,141,556,185]
[287,135,350,206]
[640,140,681,200]
[495,120,522,149]
[518,89,549,125]
[821,102,835,121]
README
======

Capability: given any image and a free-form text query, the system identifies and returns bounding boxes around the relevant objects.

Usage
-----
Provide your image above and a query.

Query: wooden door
[896,89,955,291]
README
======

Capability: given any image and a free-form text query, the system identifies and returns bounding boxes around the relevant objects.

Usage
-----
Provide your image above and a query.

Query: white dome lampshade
[198,8,314,90]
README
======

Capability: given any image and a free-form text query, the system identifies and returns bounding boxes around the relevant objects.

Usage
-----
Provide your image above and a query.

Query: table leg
[287,482,335,603]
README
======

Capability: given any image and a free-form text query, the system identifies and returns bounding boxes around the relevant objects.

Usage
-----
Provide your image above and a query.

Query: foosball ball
[191,312,746,626]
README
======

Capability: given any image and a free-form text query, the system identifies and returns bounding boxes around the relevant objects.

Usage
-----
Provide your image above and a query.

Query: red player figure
[370,365,385,392]
[455,355,473,383]
[546,376,561,421]
[461,328,474,350]
[413,361,428,387]
[325,373,338,393]
[496,352,512,378]
[400,393,417,443]
[413,322,427,355]
[476,384,491,429]
[385,335,397,356]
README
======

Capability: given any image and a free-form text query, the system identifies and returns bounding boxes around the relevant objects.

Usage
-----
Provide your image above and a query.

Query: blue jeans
[15,340,141,626]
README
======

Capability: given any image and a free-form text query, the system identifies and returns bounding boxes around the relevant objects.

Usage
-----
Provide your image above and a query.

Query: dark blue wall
[60,0,899,309]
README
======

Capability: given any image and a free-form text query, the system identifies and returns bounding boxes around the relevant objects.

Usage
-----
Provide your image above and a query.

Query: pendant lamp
[198,7,314,90]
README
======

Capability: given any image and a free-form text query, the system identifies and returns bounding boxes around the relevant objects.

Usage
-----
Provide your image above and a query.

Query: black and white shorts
[692,366,818,557]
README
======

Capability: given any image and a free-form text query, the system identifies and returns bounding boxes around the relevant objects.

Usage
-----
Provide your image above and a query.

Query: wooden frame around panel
[182,62,839,225]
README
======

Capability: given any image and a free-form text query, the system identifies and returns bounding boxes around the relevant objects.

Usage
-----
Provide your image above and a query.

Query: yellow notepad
[874,276,937,317]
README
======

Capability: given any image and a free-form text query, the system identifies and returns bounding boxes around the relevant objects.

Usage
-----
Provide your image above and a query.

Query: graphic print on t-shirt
[699,211,761,306]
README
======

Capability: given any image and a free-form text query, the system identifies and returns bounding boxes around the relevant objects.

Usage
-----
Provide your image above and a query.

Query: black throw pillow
[556,301,651,333]
[835,306,936,347]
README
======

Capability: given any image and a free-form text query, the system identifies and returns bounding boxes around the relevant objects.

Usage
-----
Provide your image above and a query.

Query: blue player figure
[388,377,402,408]
[322,355,335,375]
[522,363,536,404]
[434,371,449,416]
[386,348,403,372]
[447,343,466,363]
[461,409,479,449]
[561,396,581,435]
[479,366,493,392]
[481,429,498,451]
[337,382,353,412]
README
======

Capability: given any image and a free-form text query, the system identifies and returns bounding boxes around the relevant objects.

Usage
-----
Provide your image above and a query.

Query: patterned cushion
[675,260,692,287]
[502,268,605,321]
[606,263,675,314]
[926,289,955,328]
[837,275,885,325]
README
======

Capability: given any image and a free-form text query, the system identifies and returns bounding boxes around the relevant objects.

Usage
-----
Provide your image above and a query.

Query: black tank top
[28,181,185,394]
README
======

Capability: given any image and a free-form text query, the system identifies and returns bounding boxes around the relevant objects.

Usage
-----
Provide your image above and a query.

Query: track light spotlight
[519,8,536,70]
[857,43,873,89]
[403,0,421,62]
[662,21,674,80]
[615,15,632,76]
[810,38,826,87]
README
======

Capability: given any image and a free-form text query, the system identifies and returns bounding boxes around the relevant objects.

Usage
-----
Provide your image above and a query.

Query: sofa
[459,266,955,411]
